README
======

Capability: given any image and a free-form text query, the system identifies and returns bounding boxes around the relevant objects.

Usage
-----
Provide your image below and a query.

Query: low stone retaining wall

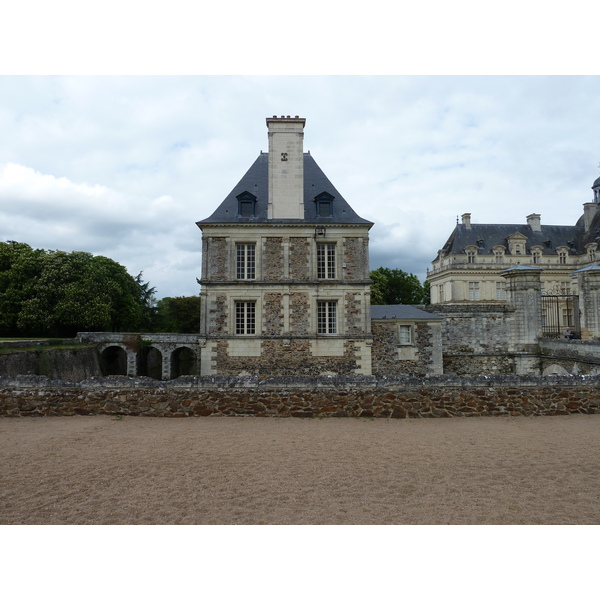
[2,375,600,418]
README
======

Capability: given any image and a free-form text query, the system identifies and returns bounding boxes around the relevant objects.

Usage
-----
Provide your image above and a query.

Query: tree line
[0,242,428,338]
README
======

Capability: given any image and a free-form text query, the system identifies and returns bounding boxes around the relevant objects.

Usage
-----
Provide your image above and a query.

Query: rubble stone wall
[3,375,599,418]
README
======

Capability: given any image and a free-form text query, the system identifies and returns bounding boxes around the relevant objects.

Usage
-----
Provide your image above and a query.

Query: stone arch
[542,364,570,376]
[139,346,163,380]
[99,345,129,376]
[170,346,197,378]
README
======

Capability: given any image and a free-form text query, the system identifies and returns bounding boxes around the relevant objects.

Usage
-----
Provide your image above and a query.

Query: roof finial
[456,215,459,225]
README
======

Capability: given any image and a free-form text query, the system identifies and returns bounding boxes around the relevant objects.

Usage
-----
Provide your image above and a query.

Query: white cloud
[1,75,600,296]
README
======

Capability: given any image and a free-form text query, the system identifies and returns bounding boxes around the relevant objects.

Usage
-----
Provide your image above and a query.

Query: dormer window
[586,243,597,262]
[314,192,334,217]
[492,245,506,264]
[465,245,478,264]
[531,246,543,265]
[237,191,257,217]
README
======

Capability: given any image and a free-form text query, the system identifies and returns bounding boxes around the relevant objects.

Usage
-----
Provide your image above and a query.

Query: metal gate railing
[541,294,580,339]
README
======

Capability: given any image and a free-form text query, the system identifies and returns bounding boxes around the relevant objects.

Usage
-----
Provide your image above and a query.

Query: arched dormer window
[237,191,257,217]
[492,245,506,264]
[557,246,568,265]
[586,243,597,263]
[465,245,478,264]
[314,192,334,218]
[531,245,543,265]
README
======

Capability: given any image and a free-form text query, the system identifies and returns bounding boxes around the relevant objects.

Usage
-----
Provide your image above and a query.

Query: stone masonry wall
[211,339,360,377]
[342,237,367,280]
[371,321,436,378]
[289,237,309,280]
[429,305,514,354]
[263,237,284,280]
[290,292,310,335]
[205,237,228,281]
[208,294,228,336]
[263,293,284,336]
[344,292,363,335]
[443,354,516,377]
[3,375,600,418]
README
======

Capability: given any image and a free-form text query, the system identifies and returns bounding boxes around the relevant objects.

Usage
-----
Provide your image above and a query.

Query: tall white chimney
[461,213,471,228]
[266,115,306,220]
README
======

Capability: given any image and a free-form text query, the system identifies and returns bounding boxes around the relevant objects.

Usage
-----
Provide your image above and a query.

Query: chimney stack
[266,116,306,220]
[583,202,599,232]
[461,213,471,228]
[526,213,541,232]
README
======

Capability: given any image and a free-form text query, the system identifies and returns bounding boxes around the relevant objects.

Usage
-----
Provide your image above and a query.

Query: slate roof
[438,222,587,257]
[370,305,442,320]
[197,153,372,226]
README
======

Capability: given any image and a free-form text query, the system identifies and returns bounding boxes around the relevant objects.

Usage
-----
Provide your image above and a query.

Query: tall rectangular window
[235,301,256,335]
[236,244,255,280]
[317,301,337,334]
[468,281,480,301]
[496,282,507,300]
[317,243,336,279]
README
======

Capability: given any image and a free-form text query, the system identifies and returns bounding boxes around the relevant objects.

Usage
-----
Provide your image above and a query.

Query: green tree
[370,267,428,305]
[0,241,156,337]
[153,296,201,333]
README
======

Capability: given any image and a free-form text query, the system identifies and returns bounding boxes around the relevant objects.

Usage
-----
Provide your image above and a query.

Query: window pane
[317,301,336,334]
[236,244,255,280]
[318,202,331,217]
[236,301,256,335]
[399,325,411,344]
[317,243,336,279]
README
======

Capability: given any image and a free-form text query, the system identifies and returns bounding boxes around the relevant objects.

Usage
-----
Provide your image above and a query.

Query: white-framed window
[558,249,567,264]
[560,283,571,295]
[317,300,337,334]
[532,249,542,264]
[468,281,480,301]
[496,281,507,300]
[398,324,413,345]
[317,243,336,279]
[236,243,256,280]
[467,250,476,264]
[439,285,445,302]
[494,251,504,264]
[235,301,256,335]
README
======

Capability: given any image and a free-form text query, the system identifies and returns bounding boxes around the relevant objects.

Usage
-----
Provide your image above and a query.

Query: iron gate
[541,293,580,338]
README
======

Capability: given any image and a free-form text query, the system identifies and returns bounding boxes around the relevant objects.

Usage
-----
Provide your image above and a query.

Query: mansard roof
[370,305,442,320]
[197,153,372,226]
[439,222,586,256]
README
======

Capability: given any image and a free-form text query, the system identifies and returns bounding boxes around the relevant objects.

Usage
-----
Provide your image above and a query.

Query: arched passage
[100,345,128,376]
[171,346,196,378]
[139,346,163,380]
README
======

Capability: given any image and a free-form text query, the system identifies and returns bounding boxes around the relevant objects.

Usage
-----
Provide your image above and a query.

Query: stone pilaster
[501,265,543,353]
[571,265,600,340]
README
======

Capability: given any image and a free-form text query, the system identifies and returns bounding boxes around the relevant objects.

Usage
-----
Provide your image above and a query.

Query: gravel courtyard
[2,413,599,525]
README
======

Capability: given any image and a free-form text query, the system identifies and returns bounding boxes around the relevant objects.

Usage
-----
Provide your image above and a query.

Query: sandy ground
[1,414,600,525]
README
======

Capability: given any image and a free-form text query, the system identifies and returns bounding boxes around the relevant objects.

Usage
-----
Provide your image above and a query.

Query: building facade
[196,116,375,376]
[196,116,443,378]
[427,175,600,305]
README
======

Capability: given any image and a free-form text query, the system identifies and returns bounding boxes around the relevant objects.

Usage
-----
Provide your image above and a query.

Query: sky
[2,75,600,299]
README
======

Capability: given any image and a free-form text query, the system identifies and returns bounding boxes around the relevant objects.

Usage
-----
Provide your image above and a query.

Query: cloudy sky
[1,75,600,299]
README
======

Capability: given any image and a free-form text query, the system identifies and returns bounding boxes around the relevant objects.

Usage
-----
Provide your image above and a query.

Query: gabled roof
[371,305,442,320]
[438,223,585,257]
[197,153,372,226]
